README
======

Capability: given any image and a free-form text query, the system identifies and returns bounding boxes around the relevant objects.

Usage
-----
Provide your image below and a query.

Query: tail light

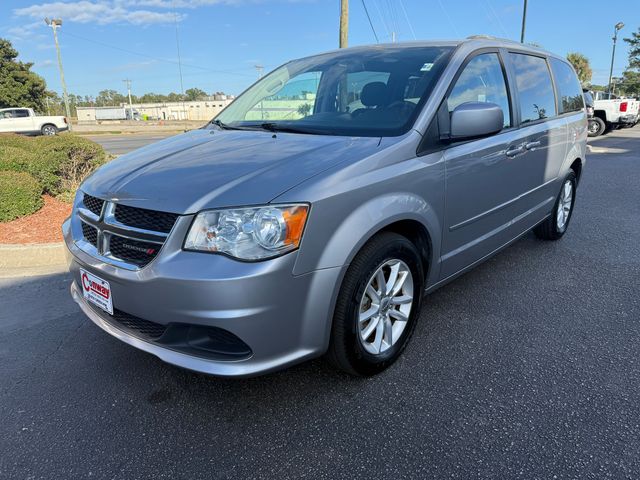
[64,117,68,124]
[620,102,628,112]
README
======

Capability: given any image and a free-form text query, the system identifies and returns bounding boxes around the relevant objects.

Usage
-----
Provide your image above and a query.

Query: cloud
[5,21,44,40]
[34,59,55,68]
[14,1,184,26]
[12,0,312,27]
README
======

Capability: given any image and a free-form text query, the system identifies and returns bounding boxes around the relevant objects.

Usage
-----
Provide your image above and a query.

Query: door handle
[525,140,541,150]
[506,145,525,157]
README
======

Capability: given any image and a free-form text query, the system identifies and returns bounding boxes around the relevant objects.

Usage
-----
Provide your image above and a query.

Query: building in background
[76,96,235,123]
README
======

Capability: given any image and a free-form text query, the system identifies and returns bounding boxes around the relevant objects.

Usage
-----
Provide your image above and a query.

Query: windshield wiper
[248,122,331,135]
[210,119,252,131]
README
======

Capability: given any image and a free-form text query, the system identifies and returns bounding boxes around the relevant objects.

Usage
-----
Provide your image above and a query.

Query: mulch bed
[0,195,72,244]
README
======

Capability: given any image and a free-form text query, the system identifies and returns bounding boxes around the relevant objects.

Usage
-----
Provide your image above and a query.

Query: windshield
[214,45,453,137]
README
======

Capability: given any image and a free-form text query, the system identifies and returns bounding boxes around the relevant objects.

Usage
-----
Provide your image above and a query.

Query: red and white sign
[80,269,113,315]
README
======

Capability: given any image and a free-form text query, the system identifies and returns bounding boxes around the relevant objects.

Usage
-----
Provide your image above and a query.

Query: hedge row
[0,134,109,221]
[0,170,43,222]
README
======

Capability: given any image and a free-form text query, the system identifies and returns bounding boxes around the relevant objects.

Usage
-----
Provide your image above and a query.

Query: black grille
[83,194,104,217]
[81,222,98,247]
[114,204,178,233]
[111,309,167,339]
[86,303,252,359]
[109,235,160,267]
[89,304,167,340]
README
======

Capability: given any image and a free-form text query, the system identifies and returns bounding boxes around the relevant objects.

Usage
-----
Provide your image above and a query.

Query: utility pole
[255,65,265,119]
[45,18,71,129]
[123,79,134,120]
[172,2,187,122]
[608,22,625,96]
[519,0,528,43]
[339,0,348,48]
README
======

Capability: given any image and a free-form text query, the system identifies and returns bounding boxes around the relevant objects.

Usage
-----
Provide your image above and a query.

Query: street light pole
[45,18,71,129]
[520,0,528,43]
[608,22,625,96]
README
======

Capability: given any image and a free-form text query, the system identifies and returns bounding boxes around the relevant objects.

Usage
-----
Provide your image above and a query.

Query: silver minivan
[64,37,587,377]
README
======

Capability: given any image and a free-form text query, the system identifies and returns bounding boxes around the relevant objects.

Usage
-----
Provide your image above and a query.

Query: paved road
[2,128,640,479]
[87,133,176,155]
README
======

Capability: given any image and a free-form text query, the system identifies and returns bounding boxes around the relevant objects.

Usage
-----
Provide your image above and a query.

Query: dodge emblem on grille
[121,243,156,255]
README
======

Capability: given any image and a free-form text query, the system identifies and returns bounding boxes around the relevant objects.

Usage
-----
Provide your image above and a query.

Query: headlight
[184,204,309,260]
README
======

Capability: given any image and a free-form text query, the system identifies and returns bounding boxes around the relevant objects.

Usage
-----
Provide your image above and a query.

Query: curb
[0,242,67,272]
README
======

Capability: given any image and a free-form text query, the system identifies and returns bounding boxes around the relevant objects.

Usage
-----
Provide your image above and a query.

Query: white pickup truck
[589,92,639,137]
[0,107,68,136]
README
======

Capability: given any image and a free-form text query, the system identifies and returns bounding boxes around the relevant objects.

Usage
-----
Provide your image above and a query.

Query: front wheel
[533,171,577,241]
[41,124,58,136]
[326,232,425,376]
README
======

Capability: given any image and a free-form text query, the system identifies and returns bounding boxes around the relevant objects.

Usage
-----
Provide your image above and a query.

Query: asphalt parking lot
[2,127,640,479]
[86,133,175,155]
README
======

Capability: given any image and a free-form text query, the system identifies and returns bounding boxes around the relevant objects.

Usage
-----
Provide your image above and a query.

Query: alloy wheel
[556,179,573,231]
[358,259,414,355]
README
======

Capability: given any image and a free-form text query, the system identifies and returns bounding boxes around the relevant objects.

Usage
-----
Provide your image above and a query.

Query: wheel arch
[294,192,441,287]
[569,157,583,184]
[40,123,57,134]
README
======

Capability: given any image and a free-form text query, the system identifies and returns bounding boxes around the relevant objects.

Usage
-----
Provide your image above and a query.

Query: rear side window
[510,53,556,123]
[13,109,30,118]
[550,58,584,113]
[447,53,511,128]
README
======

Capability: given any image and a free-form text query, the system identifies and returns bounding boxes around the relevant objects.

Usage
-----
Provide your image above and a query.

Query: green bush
[0,170,43,222]
[0,133,109,199]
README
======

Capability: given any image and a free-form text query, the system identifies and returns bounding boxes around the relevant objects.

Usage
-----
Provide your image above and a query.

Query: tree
[624,27,640,70]
[95,89,126,106]
[0,38,47,111]
[297,103,312,117]
[566,52,592,85]
[619,70,640,96]
[185,88,207,101]
[167,92,185,102]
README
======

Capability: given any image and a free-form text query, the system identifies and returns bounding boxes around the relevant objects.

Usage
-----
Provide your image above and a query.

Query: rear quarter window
[550,58,585,113]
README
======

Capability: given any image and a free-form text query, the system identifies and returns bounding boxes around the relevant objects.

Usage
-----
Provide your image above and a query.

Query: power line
[372,0,390,39]
[57,29,254,77]
[436,0,460,37]
[361,0,379,43]
[484,0,509,38]
[398,0,416,40]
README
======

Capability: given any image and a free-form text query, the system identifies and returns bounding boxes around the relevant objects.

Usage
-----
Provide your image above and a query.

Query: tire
[41,124,58,136]
[533,171,577,241]
[326,232,425,376]
[587,117,605,137]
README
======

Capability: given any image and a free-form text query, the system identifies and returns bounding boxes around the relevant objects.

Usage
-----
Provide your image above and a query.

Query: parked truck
[94,106,140,121]
[0,108,68,136]
[589,91,639,137]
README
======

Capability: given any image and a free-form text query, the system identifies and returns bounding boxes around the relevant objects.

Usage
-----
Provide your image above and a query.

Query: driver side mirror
[449,102,504,141]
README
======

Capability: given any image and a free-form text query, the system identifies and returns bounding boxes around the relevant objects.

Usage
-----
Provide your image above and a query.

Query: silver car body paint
[65,38,587,376]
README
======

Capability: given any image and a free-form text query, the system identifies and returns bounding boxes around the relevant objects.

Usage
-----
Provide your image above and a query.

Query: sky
[1,0,638,98]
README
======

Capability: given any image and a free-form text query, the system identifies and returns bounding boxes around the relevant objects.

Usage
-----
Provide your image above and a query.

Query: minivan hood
[82,129,382,214]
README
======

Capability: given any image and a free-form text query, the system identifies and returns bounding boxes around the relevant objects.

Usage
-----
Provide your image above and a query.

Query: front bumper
[64,218,345,377]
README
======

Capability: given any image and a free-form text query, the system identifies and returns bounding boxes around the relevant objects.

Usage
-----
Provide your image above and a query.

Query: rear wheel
[588,117,605,137]
[326,232,425,376]
[41,124,57,136]
[533,171,577,241]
